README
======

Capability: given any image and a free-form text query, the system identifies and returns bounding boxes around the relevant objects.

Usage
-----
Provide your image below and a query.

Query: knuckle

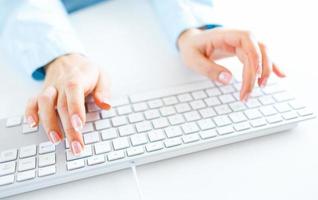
[65,80,80,90]
[37,93,51,104]
[57,101,68,113]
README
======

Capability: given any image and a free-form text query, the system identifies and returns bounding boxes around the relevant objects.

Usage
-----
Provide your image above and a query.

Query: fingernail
[218,72,232,84]
[101,97,112,110]
[71,141,82,155]
[71,114,83,132]
[27,116,36,128]
[49,131,61,145]
[260,77,268,88]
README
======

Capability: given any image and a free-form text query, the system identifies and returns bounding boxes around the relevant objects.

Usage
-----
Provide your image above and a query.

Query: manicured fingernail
[260,77,268,88]
[49,131,61,145]
[218,71,232,84]
[101,97,112,110]
[71,141,82,155]
[71,114,83,132]
[27,116,36,128]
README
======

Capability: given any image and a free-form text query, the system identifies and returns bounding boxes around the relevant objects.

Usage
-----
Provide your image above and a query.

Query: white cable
[130,163,144,200]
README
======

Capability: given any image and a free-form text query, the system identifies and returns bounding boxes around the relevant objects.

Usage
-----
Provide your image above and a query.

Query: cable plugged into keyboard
[130,162,144,200]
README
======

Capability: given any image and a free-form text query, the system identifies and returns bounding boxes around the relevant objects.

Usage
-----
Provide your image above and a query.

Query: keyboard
[0,79,315,198]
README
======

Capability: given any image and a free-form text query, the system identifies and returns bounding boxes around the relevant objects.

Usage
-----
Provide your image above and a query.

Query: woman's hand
[25,54,111,155]
[178,28,286,101]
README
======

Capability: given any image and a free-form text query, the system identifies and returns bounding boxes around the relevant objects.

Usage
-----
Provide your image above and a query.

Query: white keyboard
[0,79,315,198]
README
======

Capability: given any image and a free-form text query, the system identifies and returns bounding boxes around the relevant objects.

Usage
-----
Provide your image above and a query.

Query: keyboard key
[206,88,221,97]
[82,122,94,133]
[182,134,200,144]
[204,97,221,106]
[164,138,182,148]
[146,142,164,152]
[101,109,116,119]
[217,126,234,135]
[297,108,313,117]
[282,111,298,120]
[108,150,125,161]
[250,118,267,127]
[219,85,235,94]
[0,174,14,186]
[229,102,246,112]
[87,103,100,112]
[258,95,275,105]
[0,161,16,176]
[165,126,183,138]
[197,118,215,130]
[136,121,153,132]
[67,159,85,170]
[200,129,218,139]
[111,116,128,127]
[18,157,36,171]
[132,102,148,112]
[163,96,178,105]
[190,100,206,110]
[94,141,111,154]
[177,93,193,102]
[86,112,100,122]
[118,124,136,136]
[260,106,277,116]
[87,155,106,166]
[219,94,235,104]
[214,105,232,115]
[229,112,247,123]
[192,90,207,99]
[112,137,130,150]
[39,142,55,154]
[273,92,294,102]
[130,134,148,146]
[168,114,185,125]
[213,115,231,127]
[181,122,200,134]
[262,84,284,94]
[22,124,38,134]
[266,115,283,124]
[20,145,37,158]
[100,128,117,140]
[38,165,56,177]
[6,116,22,127]
[234,122,251,131]
[245,99,261,108]
[199,108,217,118]
[274,102,292,113]
[66,145,92,161]
[175,103,191,113]
[289,100,305,110]
[144,109,160,120]
[17,170,35,182]
[0,149,18,163]
[148,130,166,142]
[117,105,132,115]
[128,113,144,123]
[160,106,176,116]
[184,111,201,122]
[94,119,111,130]
[244,109,262,119]
[38,152,55,167]
[152,118,169,129]
[84,131,100,144]
[148,99,163,108]
[127,146,144,157]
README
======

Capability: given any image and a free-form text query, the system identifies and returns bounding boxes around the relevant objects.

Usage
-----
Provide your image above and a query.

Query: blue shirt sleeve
[151,0,222,47]
[0,0,85,80]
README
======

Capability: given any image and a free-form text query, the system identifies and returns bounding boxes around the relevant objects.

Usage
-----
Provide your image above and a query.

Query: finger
[240,56,257,101]
[37,86,63,144]
[64,80,86,132]
[25,96,39,128]
[57,93,84,155]
[273,63,286,78]
[93,71,111,110]
[257,42,272,88]
[191,50,233,84]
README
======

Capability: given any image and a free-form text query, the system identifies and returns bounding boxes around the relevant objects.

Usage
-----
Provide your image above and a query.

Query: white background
[0,0,317,199]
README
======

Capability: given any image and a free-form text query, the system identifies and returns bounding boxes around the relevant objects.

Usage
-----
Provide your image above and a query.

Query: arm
[152,0,285,101]
[0,0,111,155]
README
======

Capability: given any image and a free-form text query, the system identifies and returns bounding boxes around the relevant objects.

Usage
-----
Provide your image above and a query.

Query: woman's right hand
[25,54,111,155]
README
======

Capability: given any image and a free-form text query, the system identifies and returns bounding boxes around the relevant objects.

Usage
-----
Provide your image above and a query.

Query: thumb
[93,71,111,110]
[194,52,232,84]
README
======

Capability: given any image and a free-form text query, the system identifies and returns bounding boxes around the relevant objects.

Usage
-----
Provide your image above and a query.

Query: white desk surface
[0,0,318,199]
